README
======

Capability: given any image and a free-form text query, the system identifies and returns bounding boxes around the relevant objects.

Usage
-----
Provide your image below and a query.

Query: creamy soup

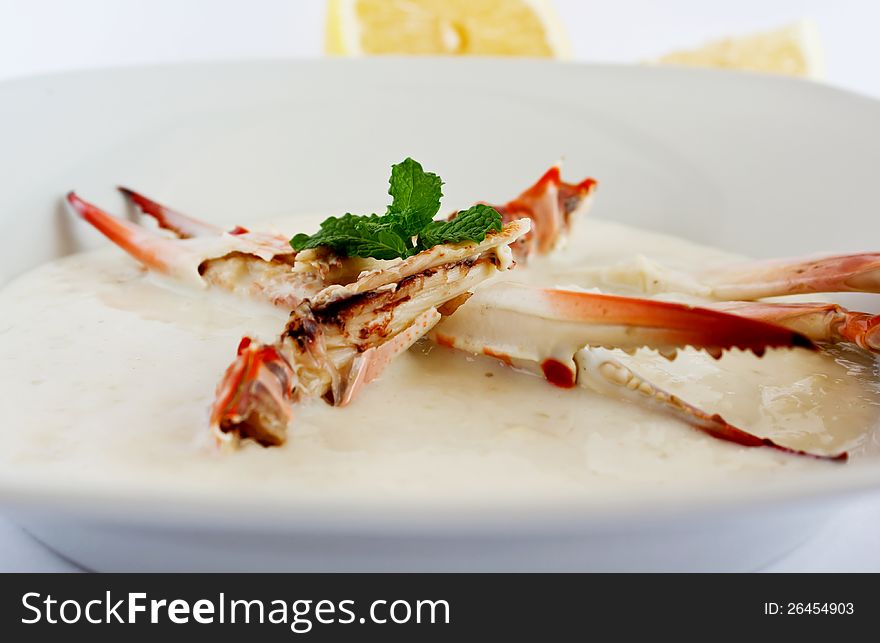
[0,216,878,505]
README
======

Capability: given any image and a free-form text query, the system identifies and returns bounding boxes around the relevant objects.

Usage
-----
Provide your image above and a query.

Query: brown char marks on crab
[283,305,323,353]
[324,262,477,347]
[356,294,413,341]
[287,261,471,353]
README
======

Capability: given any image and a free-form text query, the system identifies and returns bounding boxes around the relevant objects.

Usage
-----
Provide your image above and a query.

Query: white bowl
[1,59,879,571]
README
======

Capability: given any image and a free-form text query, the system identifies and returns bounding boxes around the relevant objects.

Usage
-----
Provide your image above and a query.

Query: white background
[0,0,878,571]
[2,0,880,98]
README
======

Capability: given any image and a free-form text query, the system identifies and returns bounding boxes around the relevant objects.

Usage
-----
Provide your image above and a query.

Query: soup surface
[1,215,878,505]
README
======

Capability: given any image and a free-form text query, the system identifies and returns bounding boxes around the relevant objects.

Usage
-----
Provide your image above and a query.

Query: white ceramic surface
[1,59,879,571]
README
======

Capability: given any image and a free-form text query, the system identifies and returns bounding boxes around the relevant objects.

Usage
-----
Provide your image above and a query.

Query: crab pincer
[575,348,847,462]
[67,190,323,304]
[430,282,846,460]
[431,282,815,383]
[713,301,880,354]
[455,164,597,261]
[117,187,225,239]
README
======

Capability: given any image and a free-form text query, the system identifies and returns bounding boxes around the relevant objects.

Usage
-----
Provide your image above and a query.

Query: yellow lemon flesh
[326,0,570,58]
[657,20,825,79]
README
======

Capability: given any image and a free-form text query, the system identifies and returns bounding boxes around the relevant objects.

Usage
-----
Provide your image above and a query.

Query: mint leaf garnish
[290,159,501,260]
[290,214,409,260]
[417,204,502,250]
[386,157,443,236]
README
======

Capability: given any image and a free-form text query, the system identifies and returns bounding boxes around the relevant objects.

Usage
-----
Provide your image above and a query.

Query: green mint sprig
[290,158,502,260]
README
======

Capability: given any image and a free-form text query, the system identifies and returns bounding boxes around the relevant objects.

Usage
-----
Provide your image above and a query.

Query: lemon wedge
[325,0,570,58]
[656,20,825,79]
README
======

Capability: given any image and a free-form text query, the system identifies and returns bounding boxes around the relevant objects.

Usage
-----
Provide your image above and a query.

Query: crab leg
[451,164,596,261]
[209,336,297,447]
[68,191,325,303]
[431,282,814,387]
[705,253,880,300]
[428,283,847,460]
[712,301,880,353]
[72,164,585,303]
[576,348,846,461]
[120,186,312,263]
[118,187,224,238]
[67,191,206,279]
[209,220,530,448]
[590,253,880,301]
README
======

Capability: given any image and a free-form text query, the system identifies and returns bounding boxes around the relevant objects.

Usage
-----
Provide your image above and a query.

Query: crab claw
[431,283,815,388]
[67,191,204,280]
[707,252,880,300]
[713,301,880,354]
[431,284,843,461]
[451,164,596,261]
[118,187,223,239]
[119,187,297,259]
[209,337,296,449]
[69,190,308,298]
[576,348,847,462]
